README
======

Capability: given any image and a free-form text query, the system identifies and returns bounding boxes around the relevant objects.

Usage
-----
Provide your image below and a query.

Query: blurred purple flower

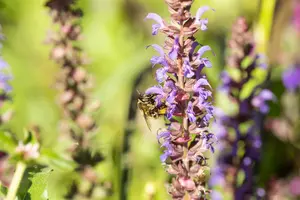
[252,89,275,114]
[210,17,272,199]
[282,66,300,92]
[211,191,223,200]
[0,52,12,93]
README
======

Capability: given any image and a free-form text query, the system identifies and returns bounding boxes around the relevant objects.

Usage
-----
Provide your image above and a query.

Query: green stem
[255,0,276,54]
[5,162,26,200]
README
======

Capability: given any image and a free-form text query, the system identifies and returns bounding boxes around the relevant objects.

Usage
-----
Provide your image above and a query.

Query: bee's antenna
[136,90,141,95]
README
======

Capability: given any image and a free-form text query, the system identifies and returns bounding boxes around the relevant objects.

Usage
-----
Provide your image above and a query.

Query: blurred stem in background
[255,0,276,55]
[269,0,293,64]
[121,66,152,200]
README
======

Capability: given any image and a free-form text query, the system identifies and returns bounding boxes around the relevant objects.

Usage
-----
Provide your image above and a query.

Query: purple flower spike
[144,1,215,198]
[145,13,165,35]
[211,17,272,199]
[282,66,300,92]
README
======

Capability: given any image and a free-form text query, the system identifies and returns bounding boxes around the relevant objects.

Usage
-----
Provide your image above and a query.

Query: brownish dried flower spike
[45,0,107,198]
[46,0,96,134]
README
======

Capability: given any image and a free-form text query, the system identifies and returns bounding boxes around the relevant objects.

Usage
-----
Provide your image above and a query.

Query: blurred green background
[1,0,299,199]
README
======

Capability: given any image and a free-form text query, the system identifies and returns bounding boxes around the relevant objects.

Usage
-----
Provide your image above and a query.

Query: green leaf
[23,129,38,145]
[27,168,52,200]
[0,131,17,152]
[0,183,8,197]
[38,148,76,171]
[239,68,267,100]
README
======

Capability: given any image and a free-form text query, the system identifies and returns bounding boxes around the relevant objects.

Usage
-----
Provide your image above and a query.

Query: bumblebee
[137,93,167,130]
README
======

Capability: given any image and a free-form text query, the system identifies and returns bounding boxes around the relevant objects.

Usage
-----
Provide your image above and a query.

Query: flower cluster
[210,17,274,199]
[145,0,216,198]
[15,142,40,161]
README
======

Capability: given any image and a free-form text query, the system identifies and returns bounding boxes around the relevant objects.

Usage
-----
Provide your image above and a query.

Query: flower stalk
[5,162,26,200]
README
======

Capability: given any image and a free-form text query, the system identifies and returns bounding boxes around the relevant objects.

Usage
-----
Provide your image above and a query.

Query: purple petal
[183,60,195,78]
[169,37,180,60]
[189,41,199,56]
[150,56,165,67]
[164,80,176,90]
[195,6,211,24]
[160,151,170,162]
[195,6,214,30]
[259,104,269,114]
[147,44,164,56]
[187,101,196,122]
[193,78,211,90]
[200,18,208,31]
[166,90,177,105]
[197,45,211,58]
[145,13,165,35]
[259,89,274,101]
[145,86,164,95]
[156,67,168,83]
[202,58,212,68]
[157,131,170,141]
[167,104,176,120]
[147,44,168,67]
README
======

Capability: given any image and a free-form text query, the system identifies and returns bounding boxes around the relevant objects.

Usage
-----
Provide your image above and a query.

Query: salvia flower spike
[144,0,216,198]
[210,17,275,199]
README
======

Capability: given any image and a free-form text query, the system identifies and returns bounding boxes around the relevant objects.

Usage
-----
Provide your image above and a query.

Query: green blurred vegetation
[2,0,299,199]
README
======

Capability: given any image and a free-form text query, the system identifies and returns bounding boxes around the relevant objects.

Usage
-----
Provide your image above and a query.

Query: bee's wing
[142,112,152,131]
